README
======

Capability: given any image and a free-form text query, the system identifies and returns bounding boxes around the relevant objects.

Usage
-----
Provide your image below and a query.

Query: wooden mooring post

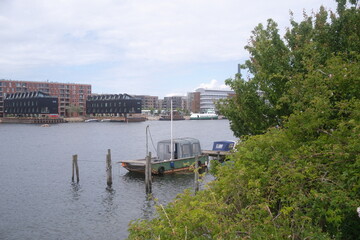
[106,149,112,188]
[145,152,152,194]
[72,154,79,183]
[194,155,199,193]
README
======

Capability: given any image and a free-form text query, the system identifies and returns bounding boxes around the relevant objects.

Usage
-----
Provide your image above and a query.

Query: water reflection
[142,195,156,220]
[123,171,146,181]
[102,187,116,214]
[70,182,82,201]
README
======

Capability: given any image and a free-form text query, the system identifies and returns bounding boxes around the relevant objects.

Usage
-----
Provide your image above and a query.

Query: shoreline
[0,115,227,124]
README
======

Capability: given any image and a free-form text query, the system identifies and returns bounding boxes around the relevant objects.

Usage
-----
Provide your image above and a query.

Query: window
[182,144,191,157]
[192,143,201,155]
[215,143,224,149]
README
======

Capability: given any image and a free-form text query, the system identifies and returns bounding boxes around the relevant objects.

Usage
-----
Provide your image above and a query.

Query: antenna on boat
[170,99,173,160]
[146,125,149,157]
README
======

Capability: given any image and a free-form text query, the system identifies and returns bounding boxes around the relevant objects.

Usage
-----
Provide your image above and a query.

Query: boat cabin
[157,137,202,160]
[212,141,235,152]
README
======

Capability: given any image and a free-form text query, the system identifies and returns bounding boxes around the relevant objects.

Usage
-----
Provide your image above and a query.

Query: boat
[85,119,99,122]
[125,114,147,122]
[159,111,185,121]
[202,140,236,162]
[120,100,208,175]
[190,110,218,120]
[120,137,208,175]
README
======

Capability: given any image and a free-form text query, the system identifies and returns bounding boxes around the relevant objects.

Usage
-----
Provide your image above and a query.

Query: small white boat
[190,110,218,120]
[85,119,99,122]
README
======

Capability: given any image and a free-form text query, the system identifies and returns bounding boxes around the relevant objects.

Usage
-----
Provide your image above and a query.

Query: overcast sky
[0,0,337,97]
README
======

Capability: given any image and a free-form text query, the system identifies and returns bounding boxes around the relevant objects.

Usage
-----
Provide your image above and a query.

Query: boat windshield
[157,138,202,161]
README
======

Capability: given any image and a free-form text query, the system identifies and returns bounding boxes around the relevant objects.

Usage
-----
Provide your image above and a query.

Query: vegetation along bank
[128,1,360,239]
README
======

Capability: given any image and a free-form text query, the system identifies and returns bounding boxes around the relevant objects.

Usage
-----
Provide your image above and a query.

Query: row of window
[5,107,50,114]
[88,102,135,108]
[88,108,139,114]
[5,101,40,107]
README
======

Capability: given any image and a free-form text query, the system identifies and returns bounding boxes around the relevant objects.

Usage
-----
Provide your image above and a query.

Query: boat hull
[189,114,218,120]
[120,155,208,175]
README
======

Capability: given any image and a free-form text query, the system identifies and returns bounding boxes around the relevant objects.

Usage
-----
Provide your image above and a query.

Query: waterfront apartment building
[131,95,159,110]
[187,92,201,113]
[162,96,186,110]
[4,91,58,117]
[86,94,141,116]
[190,88,235,113]
[0,79,91,117]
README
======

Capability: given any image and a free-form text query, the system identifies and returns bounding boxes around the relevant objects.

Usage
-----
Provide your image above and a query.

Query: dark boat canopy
[157,138,202,161]
[212,141,235,151]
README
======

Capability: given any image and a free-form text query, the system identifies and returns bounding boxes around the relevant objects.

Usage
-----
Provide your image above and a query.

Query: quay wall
[1,117,66,124]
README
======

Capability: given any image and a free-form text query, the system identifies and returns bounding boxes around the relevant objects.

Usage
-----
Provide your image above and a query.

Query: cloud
[0,0,337,67]
[165,93,186,97]
[197,79,230,91]
[0,0,337,97]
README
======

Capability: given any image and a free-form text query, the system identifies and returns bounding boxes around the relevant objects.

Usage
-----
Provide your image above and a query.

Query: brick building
[187,92,201,113]
[162,96,185,110]
[131,95,159,110]
[188,88,235,113]
[0,79,91,117]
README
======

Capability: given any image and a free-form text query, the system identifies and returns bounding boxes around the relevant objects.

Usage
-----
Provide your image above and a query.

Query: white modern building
[195,88,235,113]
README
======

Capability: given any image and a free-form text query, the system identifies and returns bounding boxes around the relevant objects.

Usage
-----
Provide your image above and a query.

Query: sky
[0,0,337,98]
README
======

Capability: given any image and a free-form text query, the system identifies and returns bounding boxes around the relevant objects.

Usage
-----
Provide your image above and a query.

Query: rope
[77,160,105,163]
[147,126,158,156]
[76,159,121,167]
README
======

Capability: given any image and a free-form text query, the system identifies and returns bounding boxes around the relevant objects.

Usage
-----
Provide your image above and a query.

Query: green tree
[128,1,360,239]
[219,0,360,138]
[65,104,82,117]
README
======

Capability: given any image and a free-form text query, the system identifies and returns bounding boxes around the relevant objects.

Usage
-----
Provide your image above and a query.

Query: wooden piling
[194,155,199,193]
[72,154,79,183]
[145,152,152,194]
[106,149,112,187]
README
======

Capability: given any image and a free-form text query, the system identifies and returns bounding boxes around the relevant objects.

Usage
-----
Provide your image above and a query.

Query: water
[0,120,235,240]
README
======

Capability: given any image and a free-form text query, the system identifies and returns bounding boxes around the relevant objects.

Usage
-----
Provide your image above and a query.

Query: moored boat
[84,119,99,122]
[190,110,218,120]
[120,137,208,175]
[159,110,185,121]
[202,140,236,162]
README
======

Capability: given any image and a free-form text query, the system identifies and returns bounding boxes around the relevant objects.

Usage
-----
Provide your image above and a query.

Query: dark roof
[87,93,138,101]
[5,91,54,99]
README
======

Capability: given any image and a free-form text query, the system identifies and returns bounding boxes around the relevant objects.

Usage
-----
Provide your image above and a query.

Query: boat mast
[170,99,173,160]
[146,125,149,157]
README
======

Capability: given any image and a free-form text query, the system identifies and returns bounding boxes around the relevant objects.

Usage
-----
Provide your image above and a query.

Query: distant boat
[84,119,99,122]
[159,111,185,121]
[126,115,147,122]
[190,110,218,120]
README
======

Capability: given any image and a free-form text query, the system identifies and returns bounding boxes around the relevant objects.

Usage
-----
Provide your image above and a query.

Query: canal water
[0,120,235,240]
